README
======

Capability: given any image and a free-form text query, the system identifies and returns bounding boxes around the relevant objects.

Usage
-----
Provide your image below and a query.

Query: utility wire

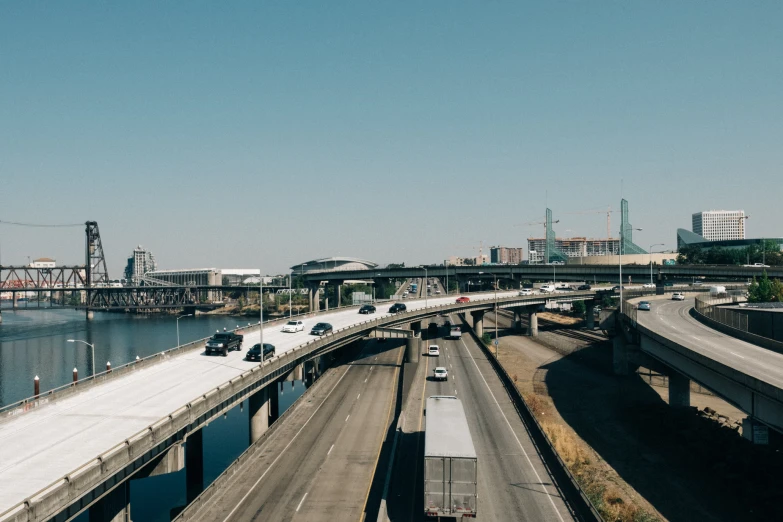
[0,219,83,228]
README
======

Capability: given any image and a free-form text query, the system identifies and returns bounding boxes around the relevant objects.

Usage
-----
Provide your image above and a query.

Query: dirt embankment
[486,311,783,522]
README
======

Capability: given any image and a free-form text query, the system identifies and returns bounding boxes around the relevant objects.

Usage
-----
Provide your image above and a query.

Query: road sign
[493,339,499,346]
[753,425,769,445]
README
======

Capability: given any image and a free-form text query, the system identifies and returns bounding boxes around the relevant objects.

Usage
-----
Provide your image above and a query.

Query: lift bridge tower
[85,221,109,318]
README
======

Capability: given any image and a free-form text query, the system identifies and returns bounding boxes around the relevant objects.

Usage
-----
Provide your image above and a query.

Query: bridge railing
[694,295,749,332]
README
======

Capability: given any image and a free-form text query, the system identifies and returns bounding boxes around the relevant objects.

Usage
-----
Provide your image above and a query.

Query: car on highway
[281,320,305,333]
[359,304,376,314]
[433,367,448,381]
[539,284,556,293]
[663,281,674,287]
[205,332,243,357]
[310,322,333,336]
[428,345,441,356]
[638,301,651,311]
[456,296,470,303]
[246,343,275,362]
[577,284,592,290]
[672,292,685,301]
[389,303,407,313]
[642,283,655,288]
[518,289,535,296]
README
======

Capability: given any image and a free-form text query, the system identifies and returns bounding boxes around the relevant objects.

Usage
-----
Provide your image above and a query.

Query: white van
[539,284,556,293]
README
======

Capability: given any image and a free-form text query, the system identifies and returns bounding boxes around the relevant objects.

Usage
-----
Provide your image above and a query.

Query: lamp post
[619,226,643,312]
[176,313,193,347]
[421,266,428,308]
[259,271,264,348]
[67,339,95,377]
[649,243,664,285]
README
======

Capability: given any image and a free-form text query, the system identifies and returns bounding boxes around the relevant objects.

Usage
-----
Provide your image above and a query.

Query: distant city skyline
[1,2,781,273]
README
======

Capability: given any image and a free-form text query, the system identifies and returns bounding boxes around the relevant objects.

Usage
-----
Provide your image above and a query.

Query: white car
[642,283,655,288]
[539,285,556,293]
[428,345,440,357]
[518,289,535,296]
[672,292,685,301]
[281,320,305,333]
[433,367,448,381]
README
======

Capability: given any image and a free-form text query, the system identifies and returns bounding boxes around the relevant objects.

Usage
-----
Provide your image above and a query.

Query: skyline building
[692,210,746,241]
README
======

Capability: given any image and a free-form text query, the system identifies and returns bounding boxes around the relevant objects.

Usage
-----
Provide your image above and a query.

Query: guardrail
[0,291,597,522]
[694,295,749,332]
[461,316,602,522]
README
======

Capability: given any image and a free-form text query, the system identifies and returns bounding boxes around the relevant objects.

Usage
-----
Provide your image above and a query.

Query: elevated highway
[622,296,783,436]
[0,290,594,522]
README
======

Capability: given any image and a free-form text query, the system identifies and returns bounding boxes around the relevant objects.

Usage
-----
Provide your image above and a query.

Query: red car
[456,296,470,303]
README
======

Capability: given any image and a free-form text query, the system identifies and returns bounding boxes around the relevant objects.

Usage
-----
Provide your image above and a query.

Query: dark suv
[577,284,591,290]
[246,343,275,362]
[310,322,333,336]
[389,303,407,313]
[359,304,376,314]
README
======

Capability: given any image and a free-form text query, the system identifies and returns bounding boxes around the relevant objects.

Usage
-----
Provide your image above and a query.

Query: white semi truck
[424,396,478,520]
[448,325,462,340]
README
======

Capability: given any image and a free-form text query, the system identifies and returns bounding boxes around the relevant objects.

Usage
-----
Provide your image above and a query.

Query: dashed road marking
[296,492,308,512]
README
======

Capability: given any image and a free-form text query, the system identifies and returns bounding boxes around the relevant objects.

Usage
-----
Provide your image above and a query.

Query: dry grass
[539,312,582,325]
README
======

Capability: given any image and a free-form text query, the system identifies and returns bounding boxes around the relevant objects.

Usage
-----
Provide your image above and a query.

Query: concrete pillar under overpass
[270,385,280,423]
[471,310,485,338]
[185,428,204,504]
[586,301,596,329]
[89,481,130,522]
[512,308,522,332]
[406,334,421,363]
[668,371,691,409]
[528,310,538,337]
[410,321,421,337]
[248,386,270,445]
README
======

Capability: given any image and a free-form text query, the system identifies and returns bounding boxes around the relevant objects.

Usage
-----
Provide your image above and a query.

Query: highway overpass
[618,295,783,440]
[0,290,594,522]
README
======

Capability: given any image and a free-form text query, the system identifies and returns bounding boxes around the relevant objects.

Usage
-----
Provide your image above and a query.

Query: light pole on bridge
[67,339,96,378]
[649,243,665,286]
[176,313,193,347]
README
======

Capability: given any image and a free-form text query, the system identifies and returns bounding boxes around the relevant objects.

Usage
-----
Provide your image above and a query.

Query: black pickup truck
[205,332,243,356]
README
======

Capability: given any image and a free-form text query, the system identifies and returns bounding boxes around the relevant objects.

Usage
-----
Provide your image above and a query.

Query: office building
[490,246,524,265]
[692,210,746,241]
[528,237,620,264]
[124,245,158,284]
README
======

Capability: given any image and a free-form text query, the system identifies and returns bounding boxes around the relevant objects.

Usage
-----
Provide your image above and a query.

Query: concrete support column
[668,371,691,409]
[585,301,595,329]
[406,334,421,363]
[89,482,130,522]
[335,283,342,308]
[185,429,204,504]
[471,311,485,338]
[248,386,270,445]
[269,385,280,423]
[410,321,421,337]
[528,311,538,337]
[512,308,522,332]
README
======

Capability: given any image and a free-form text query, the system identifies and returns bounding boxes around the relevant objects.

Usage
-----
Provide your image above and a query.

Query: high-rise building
[490,246,524,264]
[692,210,746,241]
[528,237,620,264]
[124,245,157,284]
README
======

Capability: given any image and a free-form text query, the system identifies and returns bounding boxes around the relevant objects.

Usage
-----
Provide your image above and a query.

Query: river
[0,306,306,521]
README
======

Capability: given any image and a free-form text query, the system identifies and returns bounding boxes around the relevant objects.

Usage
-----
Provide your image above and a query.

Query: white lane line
[370,366,373,371]
[296,492,308,512]
[345,414,350,422]
[459,338,567,522]
[364,378,368,383]
[730,351,746,359]
[328,444,334,455]
[357,393,361,400]
[220,366,353,522]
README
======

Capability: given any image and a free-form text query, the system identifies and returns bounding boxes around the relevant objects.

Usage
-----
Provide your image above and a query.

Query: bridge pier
[471,311,485,338]
[410,321,421,337]
[585,301,595,329]
[89,481,130,522]
[248,386,270,444]
[668,371,691,409]
[512,308,522,332]
[270,383,280,423]
[86,310,95,321]
[185,429,204,504]
[406,333,421,363]
[527,308,538,337]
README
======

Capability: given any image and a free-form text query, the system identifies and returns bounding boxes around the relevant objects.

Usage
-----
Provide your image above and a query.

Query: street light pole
[67,339,95,377]
[259,271,264,348]
[649,243,664,285]
[422,267,428,308]
[176,313,193,347]
[619,226,642,312]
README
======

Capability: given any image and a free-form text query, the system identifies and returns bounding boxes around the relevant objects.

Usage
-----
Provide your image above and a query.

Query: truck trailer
[424,396,478,519]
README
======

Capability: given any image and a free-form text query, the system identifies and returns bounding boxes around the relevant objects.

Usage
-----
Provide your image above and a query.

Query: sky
[1,2,781,274]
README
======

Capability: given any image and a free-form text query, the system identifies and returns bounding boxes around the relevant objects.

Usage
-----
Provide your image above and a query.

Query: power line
[0,219,83,228]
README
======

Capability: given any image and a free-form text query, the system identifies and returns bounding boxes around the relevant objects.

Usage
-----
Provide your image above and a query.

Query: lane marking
[357,393,361,400]
[730,351,746,359]
[328,444,334,455]
[459,337,567,522]
[296,492,308,512]
[220,365,353,522]
[345,414,350,422]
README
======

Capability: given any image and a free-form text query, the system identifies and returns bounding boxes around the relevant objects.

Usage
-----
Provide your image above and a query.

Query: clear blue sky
[1,2,781,274]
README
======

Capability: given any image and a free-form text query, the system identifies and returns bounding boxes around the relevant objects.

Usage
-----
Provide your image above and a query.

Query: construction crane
[515,219,559,235]
[564,207,616,240]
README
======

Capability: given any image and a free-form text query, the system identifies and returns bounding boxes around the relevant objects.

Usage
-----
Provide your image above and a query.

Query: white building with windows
[692,210,746,241]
